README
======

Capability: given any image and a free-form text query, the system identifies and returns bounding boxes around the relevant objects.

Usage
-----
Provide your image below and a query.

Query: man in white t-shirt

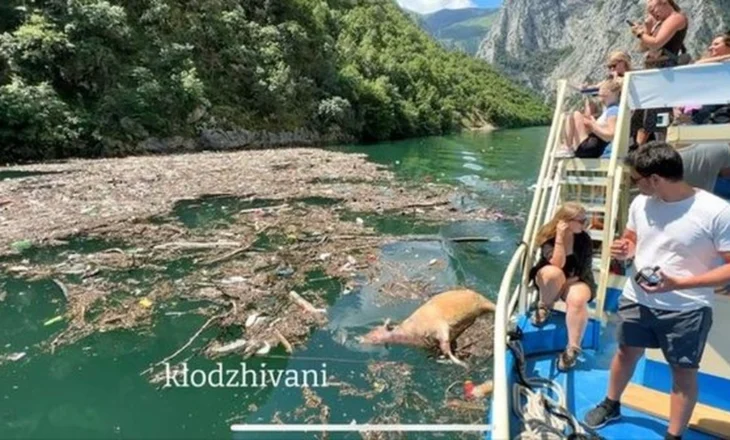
[584,142,730,440]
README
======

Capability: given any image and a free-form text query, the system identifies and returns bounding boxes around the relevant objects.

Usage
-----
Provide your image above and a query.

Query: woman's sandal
[530,302,551,327]
[557,346,581,372]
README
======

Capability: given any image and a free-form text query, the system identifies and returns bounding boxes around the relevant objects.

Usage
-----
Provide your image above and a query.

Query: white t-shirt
[623,190,730,311]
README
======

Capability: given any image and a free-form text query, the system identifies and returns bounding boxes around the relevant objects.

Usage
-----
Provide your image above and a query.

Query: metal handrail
[492,80,570,440]
[492,242,527,440]
[594,72,633,320]
[518,80,569,314]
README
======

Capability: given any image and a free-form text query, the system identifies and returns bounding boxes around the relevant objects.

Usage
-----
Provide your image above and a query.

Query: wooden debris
[289,291,326,315]
[52,279,69,301]
[274,329,293,353]
[153,241,241,251]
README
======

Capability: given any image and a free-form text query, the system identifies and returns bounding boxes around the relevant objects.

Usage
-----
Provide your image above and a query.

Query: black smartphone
[635,266,662,287]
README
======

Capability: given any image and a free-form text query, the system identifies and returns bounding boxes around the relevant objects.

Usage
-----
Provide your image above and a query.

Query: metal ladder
[520,80,629,322]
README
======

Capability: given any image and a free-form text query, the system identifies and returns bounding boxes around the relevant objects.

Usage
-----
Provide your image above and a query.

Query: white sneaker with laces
[554,146,575,158]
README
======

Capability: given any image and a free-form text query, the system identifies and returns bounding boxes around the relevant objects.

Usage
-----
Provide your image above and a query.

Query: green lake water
[0,127,548,440]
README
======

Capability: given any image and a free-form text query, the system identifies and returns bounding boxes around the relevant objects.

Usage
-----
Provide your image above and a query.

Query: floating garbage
[43,315,64,327]
[245,312,267,328]
[209,338,247,355]
[2,352,26,362]
[255,342,271,356]
[220,276,247,285]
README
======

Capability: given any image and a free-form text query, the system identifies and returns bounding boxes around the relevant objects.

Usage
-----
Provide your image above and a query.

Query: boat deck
[509,313,721,440]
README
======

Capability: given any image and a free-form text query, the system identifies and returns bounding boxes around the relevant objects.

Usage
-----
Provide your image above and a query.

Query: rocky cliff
[477,0,730,97]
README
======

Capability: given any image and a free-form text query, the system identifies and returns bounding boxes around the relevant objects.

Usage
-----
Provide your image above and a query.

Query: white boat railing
[491,80,570,440]
[492,241,527,440]
[518,80,569,315]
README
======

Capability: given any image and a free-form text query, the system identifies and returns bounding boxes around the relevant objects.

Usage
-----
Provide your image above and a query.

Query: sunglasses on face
[571,217,590,227]
[607,64,618,69]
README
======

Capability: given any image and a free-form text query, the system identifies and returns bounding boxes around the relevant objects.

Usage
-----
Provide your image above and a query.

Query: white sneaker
[554,146,575,158]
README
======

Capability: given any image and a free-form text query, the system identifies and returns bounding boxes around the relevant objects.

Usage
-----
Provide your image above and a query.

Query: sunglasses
[607,63,618,69]
[571,217,590,227]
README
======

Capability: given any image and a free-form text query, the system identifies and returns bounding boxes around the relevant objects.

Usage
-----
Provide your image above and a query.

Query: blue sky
[397,0,502,14]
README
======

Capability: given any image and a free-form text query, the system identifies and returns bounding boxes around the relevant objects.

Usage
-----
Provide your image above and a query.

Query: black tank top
[662,22,687,57]
[645,14,687,67]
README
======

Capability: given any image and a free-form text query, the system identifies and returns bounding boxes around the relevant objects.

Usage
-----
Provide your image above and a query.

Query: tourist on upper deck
[576,51,631,120]
[528,202,595,372]
[632,0,688,69]
[675,33,730,126]
[584,142,730,440]
[556,79,621,158]
[695,31,730,64]
[581,51,632,91]
[630,0,689,148]
[605,51,632,79]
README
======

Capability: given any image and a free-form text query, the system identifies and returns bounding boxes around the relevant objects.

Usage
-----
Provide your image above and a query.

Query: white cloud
[397,0,476,14]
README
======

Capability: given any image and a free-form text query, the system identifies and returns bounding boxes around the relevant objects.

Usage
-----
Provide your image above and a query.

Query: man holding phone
[584,142,730,440]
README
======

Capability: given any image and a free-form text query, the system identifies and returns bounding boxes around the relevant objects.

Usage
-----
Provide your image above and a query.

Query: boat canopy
[627,62,730,110]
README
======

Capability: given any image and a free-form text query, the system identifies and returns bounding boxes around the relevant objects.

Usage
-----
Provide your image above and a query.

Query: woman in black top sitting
[528,202,596,372]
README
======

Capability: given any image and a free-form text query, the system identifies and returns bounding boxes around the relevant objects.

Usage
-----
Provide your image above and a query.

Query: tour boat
[487,62,730,439]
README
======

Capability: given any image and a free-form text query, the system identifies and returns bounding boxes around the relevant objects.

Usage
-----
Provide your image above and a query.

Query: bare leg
[668,367,698,436]
[562,113,575,148]
[563,282,592,349]
[535,265,566,308]
[564,111,577,148]
[573,111,591,145]
[607,345,645,401]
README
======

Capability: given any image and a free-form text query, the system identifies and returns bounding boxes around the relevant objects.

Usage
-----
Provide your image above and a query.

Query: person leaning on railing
[584,142,730,440]
[676,32,730,127]
[694,31,730,65]
[527,202,596,372]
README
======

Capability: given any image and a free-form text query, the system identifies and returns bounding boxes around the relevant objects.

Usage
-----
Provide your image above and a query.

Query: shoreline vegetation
[0,0,548,164]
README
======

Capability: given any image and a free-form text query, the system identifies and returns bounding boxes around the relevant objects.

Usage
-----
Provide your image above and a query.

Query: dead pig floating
[358,288,496,368]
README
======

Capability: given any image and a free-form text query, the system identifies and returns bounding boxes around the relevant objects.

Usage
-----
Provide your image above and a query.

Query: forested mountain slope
[0,0,549,163]
[418,7,499,55]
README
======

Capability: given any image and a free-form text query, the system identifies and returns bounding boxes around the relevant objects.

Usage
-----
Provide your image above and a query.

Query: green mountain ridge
[413,7,499,55]
[0,0,548,163]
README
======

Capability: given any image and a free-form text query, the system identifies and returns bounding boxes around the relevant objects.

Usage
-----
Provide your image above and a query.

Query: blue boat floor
[524,350,715,440]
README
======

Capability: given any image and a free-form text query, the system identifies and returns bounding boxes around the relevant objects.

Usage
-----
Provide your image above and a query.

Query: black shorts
[616,296,713,368]
[575,134,608,158]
